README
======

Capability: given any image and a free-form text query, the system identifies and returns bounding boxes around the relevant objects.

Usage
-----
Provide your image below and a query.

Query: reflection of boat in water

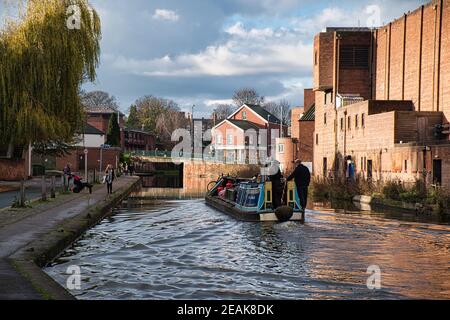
[205,176,305,222]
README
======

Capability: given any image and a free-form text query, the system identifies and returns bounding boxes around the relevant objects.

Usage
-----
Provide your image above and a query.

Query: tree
[264,99,292,126]
[232,88,265,108]
[106,113,121,147]
[81,90,119,111]
[133,95,179,134]
[0,0,101,157]
[126,104,140,129]
[155,108,189,146]
[212,104,235,121]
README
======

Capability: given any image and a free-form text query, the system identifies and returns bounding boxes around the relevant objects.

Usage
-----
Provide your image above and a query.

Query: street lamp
[191,104,195,156]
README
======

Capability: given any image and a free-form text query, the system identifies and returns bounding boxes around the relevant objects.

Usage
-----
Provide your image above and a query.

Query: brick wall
[298,120,314,163]
[304,89,315,111]
[290,107,304,140]
[56,147,121,173]
[375,0,450,121]
[314,33,334,90]
[337,31,373,100]
[0,159,26,181]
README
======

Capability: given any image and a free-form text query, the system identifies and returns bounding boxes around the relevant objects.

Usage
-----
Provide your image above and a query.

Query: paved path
[0,176,139,300]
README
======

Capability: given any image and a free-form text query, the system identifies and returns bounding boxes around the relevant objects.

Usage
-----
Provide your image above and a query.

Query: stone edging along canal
[9,177,141,300]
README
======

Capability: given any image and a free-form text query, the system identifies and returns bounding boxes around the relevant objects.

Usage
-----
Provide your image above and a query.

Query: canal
[44,198,450,300]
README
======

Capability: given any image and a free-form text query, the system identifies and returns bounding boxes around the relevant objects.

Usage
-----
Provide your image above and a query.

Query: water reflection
[45,200,450,300]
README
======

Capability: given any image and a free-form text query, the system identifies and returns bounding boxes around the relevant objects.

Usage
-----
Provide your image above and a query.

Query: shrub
[382,180,405,201]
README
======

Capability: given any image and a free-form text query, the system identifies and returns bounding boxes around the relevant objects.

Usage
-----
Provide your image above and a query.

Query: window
[227,134,233,145]
[216,135,222,145]
[362,113,365,128]
[355,114,359,128]
[316,134,319,145]
[278,144,285,154]
[314,51,318,65]
[361,157,364,171]
[404,160,408,172]
[340,46,370,69]
[340,118,344,131]
[242,111,247,120]
[348,116,351,130]
[324,113,327,125]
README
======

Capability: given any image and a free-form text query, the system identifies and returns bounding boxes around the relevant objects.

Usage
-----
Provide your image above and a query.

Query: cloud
[83,0,425,116]
[152,9,180,22]
[106,22,312,78]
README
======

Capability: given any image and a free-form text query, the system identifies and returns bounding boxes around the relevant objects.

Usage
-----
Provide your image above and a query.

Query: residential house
[211,104,287,163]
[124,128,156,152]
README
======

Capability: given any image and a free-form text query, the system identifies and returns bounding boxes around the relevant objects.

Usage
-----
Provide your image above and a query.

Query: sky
[1,0,425,117]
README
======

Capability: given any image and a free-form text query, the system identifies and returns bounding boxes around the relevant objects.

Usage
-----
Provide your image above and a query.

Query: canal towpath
[0,175,140,300]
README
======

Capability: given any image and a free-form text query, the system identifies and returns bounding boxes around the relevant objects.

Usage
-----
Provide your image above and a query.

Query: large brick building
[313,0,450,188]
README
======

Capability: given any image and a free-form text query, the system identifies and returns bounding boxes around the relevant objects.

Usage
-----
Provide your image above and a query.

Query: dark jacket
[268,169,282,183]
[287,164,311,187]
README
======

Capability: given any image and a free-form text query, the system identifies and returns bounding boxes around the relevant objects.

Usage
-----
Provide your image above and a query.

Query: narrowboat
[205,176,305,222]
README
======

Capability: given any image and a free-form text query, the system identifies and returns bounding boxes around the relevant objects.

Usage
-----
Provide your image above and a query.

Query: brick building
[211,104,287,163]
[124,128,156,152]
[313,0,450,188]
[290,88,316,169]
[85,105,126,149]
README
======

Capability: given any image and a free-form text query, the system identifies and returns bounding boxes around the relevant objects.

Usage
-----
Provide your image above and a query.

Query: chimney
[303,88,314,112]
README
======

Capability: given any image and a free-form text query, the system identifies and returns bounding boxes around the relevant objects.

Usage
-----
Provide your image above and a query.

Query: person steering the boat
[287,159,311,212]
[267,160,283,210]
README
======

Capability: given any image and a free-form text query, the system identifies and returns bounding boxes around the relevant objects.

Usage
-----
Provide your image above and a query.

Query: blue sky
[1,0,425,117]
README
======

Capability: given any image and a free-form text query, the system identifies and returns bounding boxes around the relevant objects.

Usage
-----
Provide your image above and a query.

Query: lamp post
[191,104,195,156]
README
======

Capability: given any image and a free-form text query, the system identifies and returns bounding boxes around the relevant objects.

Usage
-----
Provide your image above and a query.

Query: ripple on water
[45,200,450,300]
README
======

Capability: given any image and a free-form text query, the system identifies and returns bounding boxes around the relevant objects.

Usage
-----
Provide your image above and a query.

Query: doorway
[433,159,442,185]
[367,160,373,179]
[79,154,85,171]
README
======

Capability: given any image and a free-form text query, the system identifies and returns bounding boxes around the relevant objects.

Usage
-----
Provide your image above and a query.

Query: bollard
[20,179,26,207]
[41,175,47,201]
[51,176,56,198]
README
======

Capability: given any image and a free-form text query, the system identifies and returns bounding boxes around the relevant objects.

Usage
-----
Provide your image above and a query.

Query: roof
[83,123,104,135]
[124,127,153,135]
[244,104,281,124]
[300,104,315,121]
[326,27,371,32]
[84,104,125,116]
[228,119,264,131]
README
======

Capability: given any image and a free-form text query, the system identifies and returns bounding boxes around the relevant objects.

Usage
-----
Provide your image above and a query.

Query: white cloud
[204,99,234,107]
[225,22,274,39]
[152,9,180,22]
[106,22,312,78]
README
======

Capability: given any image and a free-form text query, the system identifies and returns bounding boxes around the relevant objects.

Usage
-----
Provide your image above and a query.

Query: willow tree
[0,0,101,157]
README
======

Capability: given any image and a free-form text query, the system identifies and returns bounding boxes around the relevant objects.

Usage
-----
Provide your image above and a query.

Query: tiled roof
[85,104,125,116]
[83,123,104,135]
[228,119,264,131]
[300,104,315,121]
[244,104,281,124]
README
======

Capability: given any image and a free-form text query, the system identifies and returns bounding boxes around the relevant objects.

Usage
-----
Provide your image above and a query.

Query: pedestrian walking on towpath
[105,164,115,194]
[287,159,311,212]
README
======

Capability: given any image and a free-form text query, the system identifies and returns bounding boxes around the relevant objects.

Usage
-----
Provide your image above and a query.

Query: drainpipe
[432,3,438,111]
[436,0,443,112]
[386,23,392,100]
[334,33,341,176]
[401,14,407,100]
[418,5,424,111]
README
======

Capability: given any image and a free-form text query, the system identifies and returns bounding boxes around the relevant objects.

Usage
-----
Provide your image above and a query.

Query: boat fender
[275,206,294,222]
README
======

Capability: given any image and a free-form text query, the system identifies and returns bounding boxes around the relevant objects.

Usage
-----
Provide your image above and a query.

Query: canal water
[45,199,450,300]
